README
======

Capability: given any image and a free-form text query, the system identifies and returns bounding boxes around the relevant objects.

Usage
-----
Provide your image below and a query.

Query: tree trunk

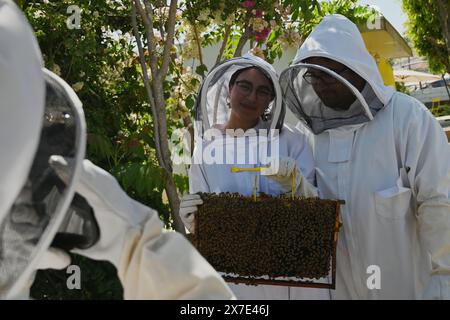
[153,81,186,234]
[133,0,185,235]
[162,170,184,231]
[215,25,231,66]
[234,12,252,57]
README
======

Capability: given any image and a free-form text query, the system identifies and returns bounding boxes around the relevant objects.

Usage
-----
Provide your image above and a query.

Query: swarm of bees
[191,192,341,284]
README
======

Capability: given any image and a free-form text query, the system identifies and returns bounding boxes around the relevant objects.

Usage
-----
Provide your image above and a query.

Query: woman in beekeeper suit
[179,54,330,299]
[280,14,450,299]
[0,0,234,300]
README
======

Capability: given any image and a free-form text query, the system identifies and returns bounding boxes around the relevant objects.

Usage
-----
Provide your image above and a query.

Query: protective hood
[280,14,395,134]
[0,0,45,228]
[194,54,285,137]
[0,1,95,299]
[0,67,86,299]
[293,14,394,105]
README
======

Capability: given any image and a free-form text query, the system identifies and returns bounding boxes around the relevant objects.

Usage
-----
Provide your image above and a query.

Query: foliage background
[403,0,450,75]
[20,0,374,299]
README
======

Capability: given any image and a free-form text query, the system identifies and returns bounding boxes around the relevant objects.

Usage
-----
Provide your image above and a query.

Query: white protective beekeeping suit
[0,0,234,300]
[280,14,450,299]
[188,54,329,300]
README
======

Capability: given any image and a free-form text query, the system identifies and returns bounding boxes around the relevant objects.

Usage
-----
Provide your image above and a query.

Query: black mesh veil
[280,63,378,135]
[0,69,86,298]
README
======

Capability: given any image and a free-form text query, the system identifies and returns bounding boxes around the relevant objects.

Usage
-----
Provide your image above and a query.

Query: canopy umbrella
[394,69,441,83]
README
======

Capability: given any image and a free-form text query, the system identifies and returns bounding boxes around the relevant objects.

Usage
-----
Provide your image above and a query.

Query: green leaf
[87,133,114,160]
[190,77,200,88]
[195,64,208,77]
[186,94,196,110]
[174,174,189,194]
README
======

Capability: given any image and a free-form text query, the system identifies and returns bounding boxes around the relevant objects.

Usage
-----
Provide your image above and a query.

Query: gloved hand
[179,194,203,233]
[422,274,450,299]
[36,247,72,270]
[418,199,450,300]
[49,156,152,269]
[9,247,71,299]
[260,157,317,197]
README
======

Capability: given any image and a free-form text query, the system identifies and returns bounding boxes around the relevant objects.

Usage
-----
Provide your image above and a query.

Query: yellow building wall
[362,30,406,88]
[375,56,395,86]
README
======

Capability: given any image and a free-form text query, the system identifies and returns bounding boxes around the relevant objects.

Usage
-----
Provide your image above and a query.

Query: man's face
[303,57,366,111]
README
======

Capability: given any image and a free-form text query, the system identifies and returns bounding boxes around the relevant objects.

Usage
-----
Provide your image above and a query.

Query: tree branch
[191,22,205,69]
[234,28,251,57]
[234,12,252,57]
[215,24,231,66]
[132,1,185,234]
[159,0,178,82]
[133,0,159,80]
[131,3,165,173]
[435,0,450,61]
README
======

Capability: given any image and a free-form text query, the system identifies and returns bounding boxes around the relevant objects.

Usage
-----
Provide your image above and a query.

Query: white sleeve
[61,159,234,300]
[118,213,235,299]
[395,97,450,277]
[188,141,211,193]
[188,164,210,193]
[286,124,316,185]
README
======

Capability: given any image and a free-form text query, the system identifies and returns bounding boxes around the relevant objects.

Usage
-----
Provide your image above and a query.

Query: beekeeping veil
[195,54,285,137]
[0,0,87,298]
[280,14,395,134]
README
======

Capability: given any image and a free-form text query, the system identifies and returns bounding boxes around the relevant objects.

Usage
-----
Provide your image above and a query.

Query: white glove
[418,199,450,300]
[261,157,317,197]
[50,156,152,268]
[9,248,71,300]
[422,275,450,299]
[36,247,72,270]
[179,194,203,233]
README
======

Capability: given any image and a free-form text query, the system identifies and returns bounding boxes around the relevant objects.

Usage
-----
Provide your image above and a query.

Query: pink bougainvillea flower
[255,9,263,17]
[255,33,265,42]
[255,27,271,42]
[242,0,256,9]
[260,27,271,38]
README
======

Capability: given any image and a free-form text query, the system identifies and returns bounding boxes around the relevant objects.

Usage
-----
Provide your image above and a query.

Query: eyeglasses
[302,66,349,85]
[234,80,274,100]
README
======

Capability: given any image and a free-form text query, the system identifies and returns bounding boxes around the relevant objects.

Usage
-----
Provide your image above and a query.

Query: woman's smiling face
[228,67,274,129]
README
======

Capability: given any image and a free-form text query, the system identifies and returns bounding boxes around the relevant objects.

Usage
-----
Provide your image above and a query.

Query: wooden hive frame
[193,195,344,289]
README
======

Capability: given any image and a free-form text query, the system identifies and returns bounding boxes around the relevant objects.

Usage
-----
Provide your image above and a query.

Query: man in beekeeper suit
[0,0,234,300]
[280,14,450,299]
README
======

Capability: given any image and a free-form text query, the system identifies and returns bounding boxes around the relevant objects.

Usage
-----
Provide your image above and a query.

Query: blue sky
[358,0,407,35]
